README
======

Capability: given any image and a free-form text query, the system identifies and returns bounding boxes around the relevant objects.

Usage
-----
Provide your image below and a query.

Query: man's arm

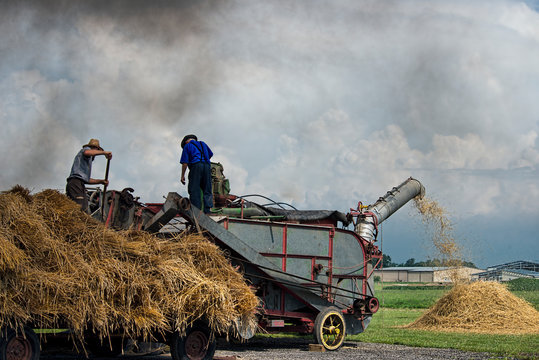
[84,148,112,185]
[88,178,109,185]
[181,163,188,185]
[83,149,113,160]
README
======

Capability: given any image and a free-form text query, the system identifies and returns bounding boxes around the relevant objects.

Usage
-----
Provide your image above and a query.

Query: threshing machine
[92,164,424,353]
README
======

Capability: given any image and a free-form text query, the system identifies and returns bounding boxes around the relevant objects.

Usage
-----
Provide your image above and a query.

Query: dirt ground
[41,336,495,360]
[213,337,494,360]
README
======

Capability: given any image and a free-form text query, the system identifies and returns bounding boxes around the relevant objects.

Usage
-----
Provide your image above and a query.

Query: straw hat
[83,138,103,151]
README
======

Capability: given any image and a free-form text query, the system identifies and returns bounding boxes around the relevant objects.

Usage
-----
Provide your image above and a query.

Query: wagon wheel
[313,307,347,351]
[0,327,40,360]
[170,322,216,360]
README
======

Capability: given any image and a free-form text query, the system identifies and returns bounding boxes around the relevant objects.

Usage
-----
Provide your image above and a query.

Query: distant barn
[373,266,484,283]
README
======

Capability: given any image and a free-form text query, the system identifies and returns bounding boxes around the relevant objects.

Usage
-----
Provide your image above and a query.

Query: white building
[374,266,484,283]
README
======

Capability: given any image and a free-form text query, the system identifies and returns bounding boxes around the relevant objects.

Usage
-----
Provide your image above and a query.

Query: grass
[375,282,539,311]
[507,279,539,292]
[348,308,539,357]
[514,291,539,310]
[375,283,449,309]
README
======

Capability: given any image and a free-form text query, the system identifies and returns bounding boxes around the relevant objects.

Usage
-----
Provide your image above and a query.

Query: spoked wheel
[170,322,216,360]
[0,327,40,360]
[313,307,347,351]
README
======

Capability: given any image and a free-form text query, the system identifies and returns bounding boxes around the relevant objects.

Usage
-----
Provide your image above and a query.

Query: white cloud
[499,2,539,41]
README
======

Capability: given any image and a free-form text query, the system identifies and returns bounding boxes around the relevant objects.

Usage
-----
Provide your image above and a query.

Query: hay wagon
[0,189,249,360]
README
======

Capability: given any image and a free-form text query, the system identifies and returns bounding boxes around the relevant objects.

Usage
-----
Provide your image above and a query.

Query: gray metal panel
[287,227,329,256]
[284,291,312,312]
[227,221,284,254]
[332,231,365,276]
[263,282,282,311]
[366,263,374,297]
[266,256,282,269]
[345,314,370,335]
[286,258,313,280]
[333,278,355,307]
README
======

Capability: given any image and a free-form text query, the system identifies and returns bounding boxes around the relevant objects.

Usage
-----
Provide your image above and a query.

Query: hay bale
[406,281,539,334]
[0,186,258,342]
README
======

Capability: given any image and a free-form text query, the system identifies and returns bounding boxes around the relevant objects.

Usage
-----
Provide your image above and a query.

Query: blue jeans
[188,162,213,213]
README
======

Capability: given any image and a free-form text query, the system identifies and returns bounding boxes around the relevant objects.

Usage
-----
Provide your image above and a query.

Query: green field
[346,281,539,358]
[374,282,539,310]
[514,291,539,310]
[349,308,539,357]
[374,283,450,309]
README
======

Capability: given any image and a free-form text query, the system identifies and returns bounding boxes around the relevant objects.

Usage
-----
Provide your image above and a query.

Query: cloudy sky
[1,0,538,268]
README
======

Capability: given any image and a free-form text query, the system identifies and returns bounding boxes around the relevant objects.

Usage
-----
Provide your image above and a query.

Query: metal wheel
[313,307,346,351]
[368,297,379,314]
[0,327,40,360]
[88,189,102,215]
[169,323,216,360]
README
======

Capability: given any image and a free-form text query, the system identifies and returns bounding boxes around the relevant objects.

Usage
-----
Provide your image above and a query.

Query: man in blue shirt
[66,138,112,212]
[180,134,214,214]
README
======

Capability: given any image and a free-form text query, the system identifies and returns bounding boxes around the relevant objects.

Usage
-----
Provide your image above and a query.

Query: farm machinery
[1,165,423,360]
[93,163,425,353]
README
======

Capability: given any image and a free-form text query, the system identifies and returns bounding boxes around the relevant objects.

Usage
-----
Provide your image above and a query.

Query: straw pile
[0,186,258,342]
[406,281,539,334]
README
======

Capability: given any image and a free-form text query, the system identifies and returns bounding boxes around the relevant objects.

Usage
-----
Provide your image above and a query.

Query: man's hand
[83,149,113,159]
[181,163,188,185]
[88,178,109,185]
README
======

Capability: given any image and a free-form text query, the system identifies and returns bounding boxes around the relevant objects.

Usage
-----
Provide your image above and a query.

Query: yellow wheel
[313,307,346,351]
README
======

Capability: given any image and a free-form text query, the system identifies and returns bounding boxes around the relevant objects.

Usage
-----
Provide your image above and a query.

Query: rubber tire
[0,327,40,360]
[86,336,125,357]
[170,323,216,360]
[313,307,347,351]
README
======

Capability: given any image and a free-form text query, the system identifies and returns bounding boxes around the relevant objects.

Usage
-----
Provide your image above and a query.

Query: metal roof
[474,268,539,279]
[487,260,539,271]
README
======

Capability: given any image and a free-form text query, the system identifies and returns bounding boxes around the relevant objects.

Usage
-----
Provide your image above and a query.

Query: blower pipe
[355,177,425,242]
